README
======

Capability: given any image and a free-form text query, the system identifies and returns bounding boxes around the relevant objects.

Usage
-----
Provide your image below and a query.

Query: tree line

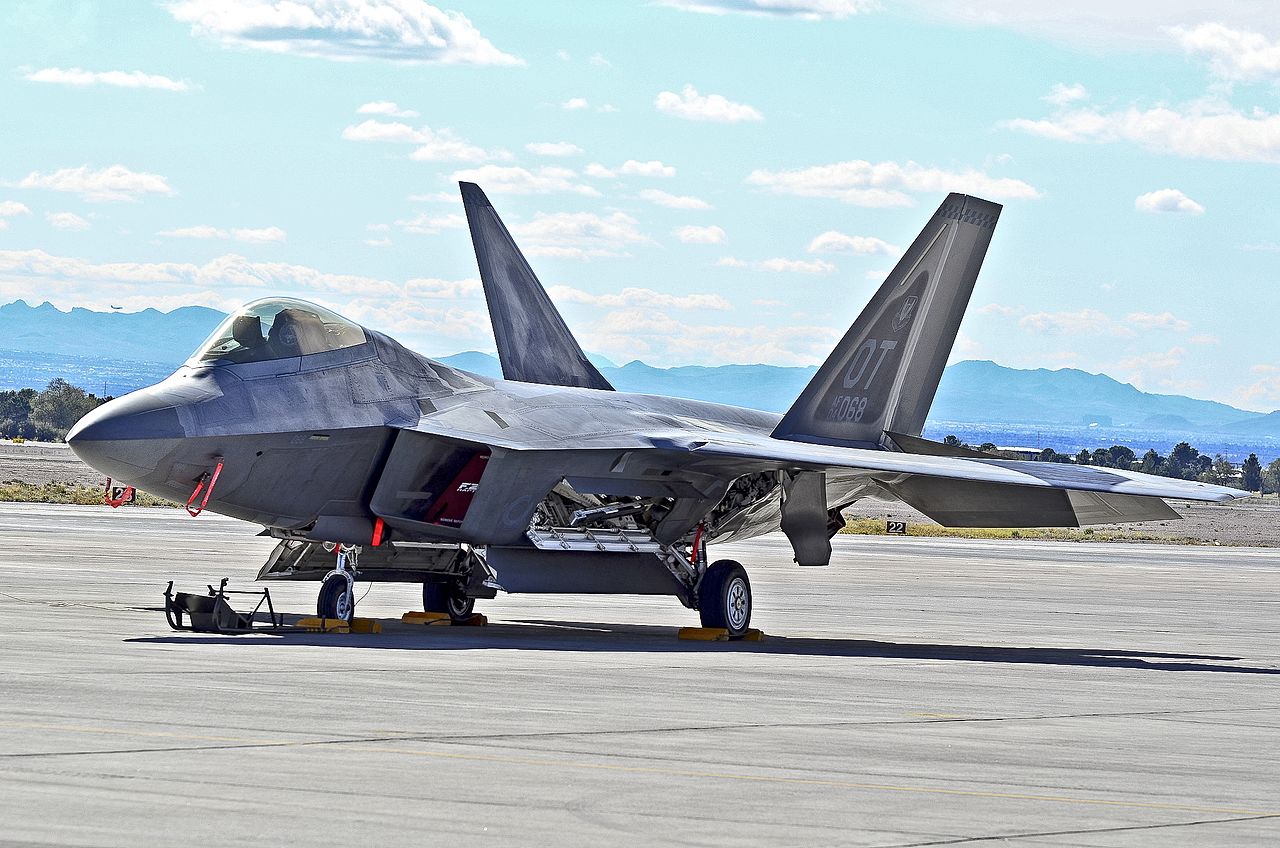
[944,435,1279,494]
[1,379,109,441]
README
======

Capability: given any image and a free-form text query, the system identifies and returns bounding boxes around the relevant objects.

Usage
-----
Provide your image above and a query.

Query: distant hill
[1,301,1277,449]
[0,300,224,366]
[1222,410,1280,436]
[931,360,1256,429]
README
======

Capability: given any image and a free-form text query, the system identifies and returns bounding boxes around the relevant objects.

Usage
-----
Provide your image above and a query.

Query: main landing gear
[423,580,475,623]
[697,559,752,639]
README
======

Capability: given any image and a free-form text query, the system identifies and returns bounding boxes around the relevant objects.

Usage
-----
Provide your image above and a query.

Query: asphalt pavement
[1,503,1278,846]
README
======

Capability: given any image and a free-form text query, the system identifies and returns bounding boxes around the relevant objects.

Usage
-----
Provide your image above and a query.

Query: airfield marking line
[345,744,1280,818]
[880,813,1280,847]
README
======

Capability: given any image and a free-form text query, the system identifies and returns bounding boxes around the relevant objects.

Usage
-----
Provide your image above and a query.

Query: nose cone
[67,385,186,480]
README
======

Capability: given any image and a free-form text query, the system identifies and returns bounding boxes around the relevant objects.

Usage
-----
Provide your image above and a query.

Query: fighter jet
[67,183,1244,637]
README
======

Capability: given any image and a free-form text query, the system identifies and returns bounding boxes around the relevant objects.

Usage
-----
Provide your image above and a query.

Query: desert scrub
[838,517,1193,544]
[0,481,178,507]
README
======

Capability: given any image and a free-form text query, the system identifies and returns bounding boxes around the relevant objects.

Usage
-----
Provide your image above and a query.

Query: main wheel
[423,581,475,623]
[317,573,353,622]
[697,559,752,638]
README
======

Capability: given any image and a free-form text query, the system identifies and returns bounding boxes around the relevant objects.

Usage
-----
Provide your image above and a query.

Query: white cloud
[556,49,571,61]
[46,212,90,231]
[357,100,418,118]
[897,1,1274,49]
[1190,333,1220,345]
[619,159,676,177]
[1134,188,1205,215]
[167,0,521,65]
[1019,308,1136,338]
[717,256,835,274]
[1044,83,1087,106]
[658,0,876,20]
[597,103,619,113]
[1126,311,1192,332]
[365,237,392,247]
[806,230,901,256]
[0,249,393,295]
[158,225,288,243]
[448,165,599,196]
[674,224,726,244]
[19,165,173,202]
[341,120,497,162]
[0,201,31,218]
[976,302,1018,317]
[1116,346,1186,381]
[1168,23,1280,82]
[406,277,483,298]
[24,67,194,92]
[583,308,841,367]
[639,188,711,209]
[584,163,616,178]
[561,97,590,110]
[1005,103,1280,164]
[511,211,651,259]
[588,52,611,66]
[548,285,730,310]
[747,159,1040,206]
[394,212,466,234]
[1237,369,1280,410]
[526,141,584,157]
[655,85,763,122]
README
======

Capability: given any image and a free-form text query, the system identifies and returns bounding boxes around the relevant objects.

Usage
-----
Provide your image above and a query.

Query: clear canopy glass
[190,298,368,364]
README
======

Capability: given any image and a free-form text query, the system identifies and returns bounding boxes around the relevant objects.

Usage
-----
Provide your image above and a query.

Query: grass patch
[0,481,179,508]
[839,517,1196,545]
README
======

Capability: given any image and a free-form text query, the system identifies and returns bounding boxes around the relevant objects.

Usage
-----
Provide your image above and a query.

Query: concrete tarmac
[1,503,1278,846]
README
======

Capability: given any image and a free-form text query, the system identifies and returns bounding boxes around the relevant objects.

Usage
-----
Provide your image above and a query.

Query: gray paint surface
[2,504,1279,846]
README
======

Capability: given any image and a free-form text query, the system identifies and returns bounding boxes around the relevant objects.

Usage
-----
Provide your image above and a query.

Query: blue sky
[0,0,1277,410]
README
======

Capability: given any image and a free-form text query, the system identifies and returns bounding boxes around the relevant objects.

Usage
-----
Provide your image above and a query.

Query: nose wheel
[697,559,752,639]
[317,571,354,622]
[423,580,475,623]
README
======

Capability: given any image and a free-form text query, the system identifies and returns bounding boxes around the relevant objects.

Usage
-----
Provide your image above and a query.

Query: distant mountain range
[2,300,1277,456]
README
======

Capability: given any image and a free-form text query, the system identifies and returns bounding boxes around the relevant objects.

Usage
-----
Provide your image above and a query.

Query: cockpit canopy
[190,298,368,365]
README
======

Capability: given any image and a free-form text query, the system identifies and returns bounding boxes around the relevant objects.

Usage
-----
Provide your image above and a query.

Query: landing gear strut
[317,543,358,622]
[697,559,752,639]
[423,580,475,623]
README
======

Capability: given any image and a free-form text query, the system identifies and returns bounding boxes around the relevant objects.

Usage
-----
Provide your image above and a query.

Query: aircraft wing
[649,429,1243,504]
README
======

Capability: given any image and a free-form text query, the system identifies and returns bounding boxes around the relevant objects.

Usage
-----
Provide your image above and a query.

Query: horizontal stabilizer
[460,182,614,391]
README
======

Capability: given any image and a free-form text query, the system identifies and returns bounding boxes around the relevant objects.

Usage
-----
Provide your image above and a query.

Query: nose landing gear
[317,543,359,623]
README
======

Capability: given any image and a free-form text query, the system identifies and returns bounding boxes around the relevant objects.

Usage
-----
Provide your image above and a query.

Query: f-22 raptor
[68,183,1242,637]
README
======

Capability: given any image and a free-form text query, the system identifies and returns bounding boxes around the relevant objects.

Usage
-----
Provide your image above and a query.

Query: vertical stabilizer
[772,193,1000,447]
[460,182,614,391]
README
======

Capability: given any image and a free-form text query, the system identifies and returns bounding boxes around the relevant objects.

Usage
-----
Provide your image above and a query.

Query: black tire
[423,581,475,623]
[697,560,752,638]
[317,573,353,622]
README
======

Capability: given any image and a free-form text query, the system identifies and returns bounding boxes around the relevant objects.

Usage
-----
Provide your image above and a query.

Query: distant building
[997,446,1044,461]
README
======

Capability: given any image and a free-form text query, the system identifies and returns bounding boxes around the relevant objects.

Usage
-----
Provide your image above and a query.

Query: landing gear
[317,572,354,622]
[317,542,358,623]
[697,559,752,639]
[423,580,475,623]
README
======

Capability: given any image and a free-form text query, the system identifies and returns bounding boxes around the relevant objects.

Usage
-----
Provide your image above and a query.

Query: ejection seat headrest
[268,308,330,356]
[231,314,264,350]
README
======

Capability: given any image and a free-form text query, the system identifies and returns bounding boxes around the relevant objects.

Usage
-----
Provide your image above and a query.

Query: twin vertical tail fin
[772,193,1000,448]
[459,182,614,391]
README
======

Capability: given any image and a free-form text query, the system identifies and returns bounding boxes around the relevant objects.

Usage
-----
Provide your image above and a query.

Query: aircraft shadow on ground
[127,615,1280,674]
